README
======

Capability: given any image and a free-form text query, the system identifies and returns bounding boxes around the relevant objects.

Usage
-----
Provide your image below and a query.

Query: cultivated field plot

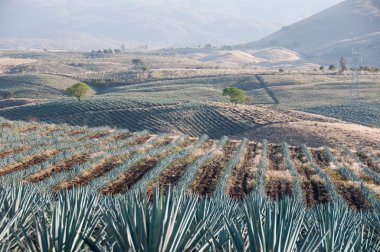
[0,118,379,210]
[2,97,380,148]
[0,50,223,79]
[0,97,250,138]
[304,103,380,127]
[258,74,380,127]
[0,74,80,99]
[97,75,268,102]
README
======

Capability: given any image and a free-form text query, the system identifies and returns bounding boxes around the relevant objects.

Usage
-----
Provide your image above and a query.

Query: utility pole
[350,49,362,105]
[348,32,362,106]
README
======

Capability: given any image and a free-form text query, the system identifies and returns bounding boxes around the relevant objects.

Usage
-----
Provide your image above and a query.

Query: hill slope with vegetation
[238,0,380,65]
[1,97,380,148]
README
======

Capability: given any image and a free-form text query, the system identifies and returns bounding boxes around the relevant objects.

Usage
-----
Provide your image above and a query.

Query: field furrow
[23,153,90,183]
[189,140,238,196]
[227,143,261,199]
[0,150,59,176]
[146,139,214,197]
[291,147,331,207]
[101,137,194,195]
[265,144,293,200]
[52,135,160,191]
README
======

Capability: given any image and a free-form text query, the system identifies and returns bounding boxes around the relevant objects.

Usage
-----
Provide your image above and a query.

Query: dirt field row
[0,127,379,209]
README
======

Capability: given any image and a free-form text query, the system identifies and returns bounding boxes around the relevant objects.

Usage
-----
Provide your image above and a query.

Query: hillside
[1,97,380,148]
[186,48,301,65]
[238,0,380,65]
[0,0,342,49]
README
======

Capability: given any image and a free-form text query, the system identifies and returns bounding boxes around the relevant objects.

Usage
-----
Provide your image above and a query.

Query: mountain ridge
[236,0,380,65]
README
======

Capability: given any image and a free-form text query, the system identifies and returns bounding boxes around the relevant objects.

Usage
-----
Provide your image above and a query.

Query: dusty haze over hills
[239,0,380,66]
[0,0,342,50]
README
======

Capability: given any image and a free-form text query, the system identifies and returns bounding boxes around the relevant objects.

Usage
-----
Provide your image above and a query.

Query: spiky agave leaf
[16,188,101,252]
[314,203,361,252]
[352,224,380,252]
[84,187,214,252]
[226,195,321,252]
[196,194,243,252]
[0,185,37,250]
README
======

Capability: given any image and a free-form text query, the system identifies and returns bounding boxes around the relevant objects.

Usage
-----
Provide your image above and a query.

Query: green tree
[132,59,151,80]
[65,82,92,101]
[141,64,151,73]
[320,66,325,71]
[2,90,14,99]
[132,59,143,66]
[223,87,249,105]
[340,57,348,72]
[328,64,336,71]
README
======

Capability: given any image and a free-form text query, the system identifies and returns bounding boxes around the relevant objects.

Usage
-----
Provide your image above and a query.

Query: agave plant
[225,195,324,252]
[253,140,268,196]
[0,185,37,250]
[215,138,248,196]
[194,194,243,251]
[313,203,361,252]
[84,188,215,252]
[15,188,101,252]
[353,224,380,251]
[281,142,303,202]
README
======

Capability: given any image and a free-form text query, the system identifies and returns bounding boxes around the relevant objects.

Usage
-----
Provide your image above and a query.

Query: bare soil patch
[24,154,90,183]
[336,182,372,210]
[302,180,331,207]
[227,143,260,199]
[88,132,110,140]
[114,132,133,141]
[311,149,329,168]
[233,104,380,149]
[102,157,159,195]
[0,57,36,73]
[146,140,214,198]
[52,136,170,191]
[265,176,293,200]
[52,157,125,191]
[65,129,87,137]
[267,144,286,171]
[0,150,58,176]
[291,147,331,206]
[0,146,29,159]
[356,150,380,173]
[189,141,238,196]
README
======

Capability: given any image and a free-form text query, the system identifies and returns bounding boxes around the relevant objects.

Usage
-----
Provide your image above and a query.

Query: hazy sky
[0,0,345,47]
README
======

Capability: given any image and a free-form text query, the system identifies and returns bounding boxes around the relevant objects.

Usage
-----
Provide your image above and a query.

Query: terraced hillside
[0,117,379,210]
[0,74,80,99]
[257,74,380,127]
[2,97,380,148]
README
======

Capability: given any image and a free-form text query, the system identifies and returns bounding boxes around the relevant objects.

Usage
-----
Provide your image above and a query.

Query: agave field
[0,118,380,251]
[0,97,277,138]
[303,103,380,128]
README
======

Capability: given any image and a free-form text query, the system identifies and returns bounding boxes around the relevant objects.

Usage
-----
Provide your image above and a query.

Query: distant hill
[0,0,341,50]
[237,0,380,66]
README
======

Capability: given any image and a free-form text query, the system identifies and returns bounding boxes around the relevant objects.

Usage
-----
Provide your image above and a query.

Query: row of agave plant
[1,183,380,252]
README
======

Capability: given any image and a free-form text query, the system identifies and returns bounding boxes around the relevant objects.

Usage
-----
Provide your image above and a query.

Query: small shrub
[1,90,15,99]
[65,82,92,101]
